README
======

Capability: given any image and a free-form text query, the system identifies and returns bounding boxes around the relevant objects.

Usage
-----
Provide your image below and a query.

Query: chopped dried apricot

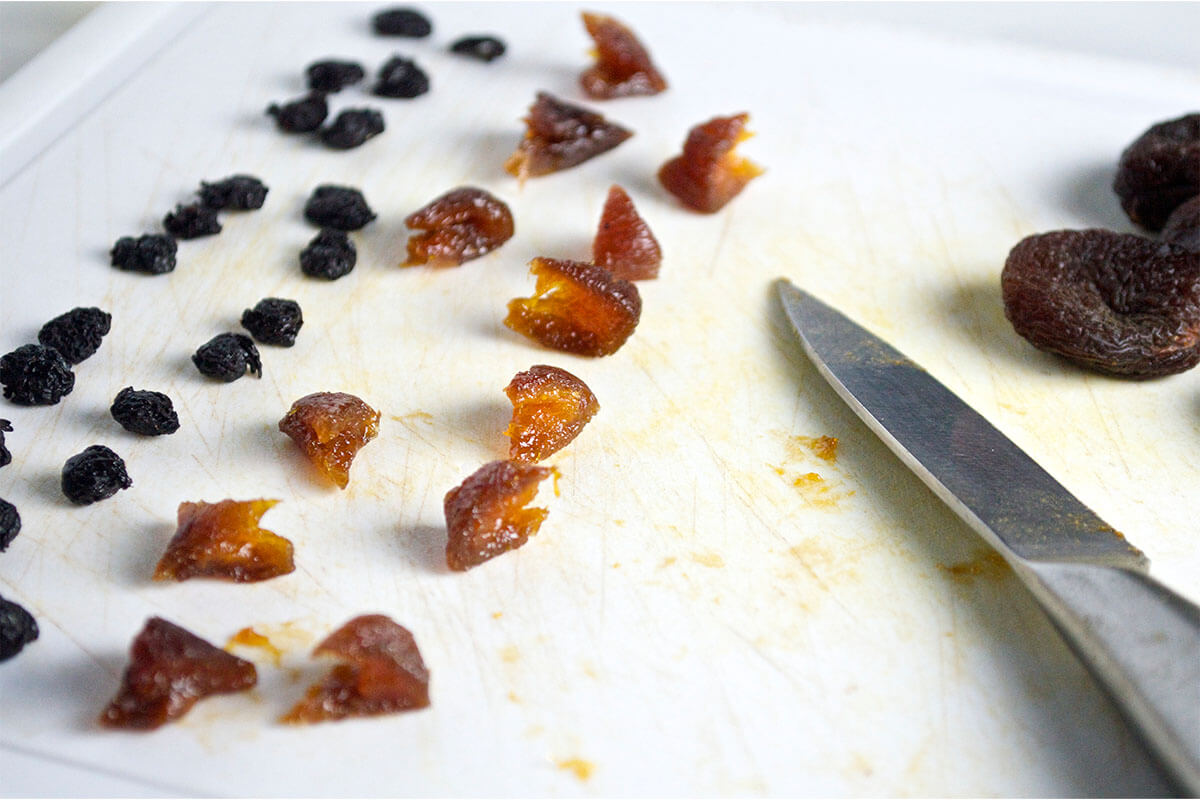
[505,365,599,462]
[579,12,667,99]
[593,185,662,280]
[279,392,380,489]
[504,92,632,180]
[505,258,641,357]
[658,113,763,213]
[444,460,554,571]
[153,499,294,583]
[99,617,257,730]
[281,614,430,724]
[404,187,514,267]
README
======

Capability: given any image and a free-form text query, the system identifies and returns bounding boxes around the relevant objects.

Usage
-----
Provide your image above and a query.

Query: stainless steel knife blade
[776,278,1200,795]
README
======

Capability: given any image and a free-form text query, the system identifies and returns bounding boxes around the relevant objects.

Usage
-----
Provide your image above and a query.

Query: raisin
[198,174,268,211]
[153,499,294,583]
[1001,229,1200,378]
[278,392,380,489]
[163,203,221,239]
[1113,113,1200,232]
[373,56,429,99]
[449,35,506,63]
[505,258,642,357]
[304,185,377,231]
[403,186,515,267]
[241,298,303,346]
[0,344,75,406]
[593,184,662,280]
[300,228,357,279]
[444,460,554,571]
[579,12,667,99]
[98,617,257,730]
[61,444,132,505]
[110,234,177,275]
[37,306,112,365]
[659,112,763,213]
[373,7,432,37]
[306,59,366,93]
[504,92,633,180]
[110,387,180,436]
[192,333,262,382]
[0,595,38,662]
[281,615,430,724]
[319,108,385,150]
[1162,195,1200,251]
[0,419,10,468]
[0,498,19,551]
[505,365,599,463]
[267,92,329,134]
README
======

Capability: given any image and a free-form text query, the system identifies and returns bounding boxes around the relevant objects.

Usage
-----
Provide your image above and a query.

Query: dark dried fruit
[0,344,75,406]
[0,498,19,551]
[304,185,377,231]
[0,419,10,468]
[99,617,257,729]
[320,108,385,150]
[659,112,763,213]
[1114,113,1200,232]
[154,499,294,583]
[593,184,662,280]
[306,59,366,93]
[504,92,633,180]
[444,460,554,571]
[61,444,132,505]
[373,7,432,37]
[110,387,180,436]
[373,56,429,99]
[580,12,667,99]
[403,186,514,267]
[110,234,177,275]
[267,92,329,134]
[1001,229,1200,378]
[241,298,303,346]
[0,595,37,662]
[300,228,357,279]
[1162,195,1200,251]
[279,392,380,489]
[449,35,505,62]
[198,174,268,211]
[192,333,262,382]
[163,203,222,239]
[37,306,112,365]
[505,365,599,463]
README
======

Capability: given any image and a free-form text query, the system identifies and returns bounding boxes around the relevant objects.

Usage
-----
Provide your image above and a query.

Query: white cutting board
[1,3,1197,796]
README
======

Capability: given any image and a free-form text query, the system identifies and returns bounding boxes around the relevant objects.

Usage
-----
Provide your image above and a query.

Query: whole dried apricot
[1113,113,1200,232]
[579,12,667,99]
[504,92,632,180]
[505,365,599,462]
[658,113,763,213]
[279,392,380,489]
[593,185,661,280]
[403,187,514,266]
[153,499,294,583]
[444,460,554,571]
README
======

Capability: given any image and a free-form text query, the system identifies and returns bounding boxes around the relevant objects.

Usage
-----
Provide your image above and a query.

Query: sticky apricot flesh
[504,92,633,180]
[404,186,514,267]
[505,365,599,462]
[658,113,763,213]
[279,392,380,489]
[580,12,667,99]
[153,499,294,583]
[444,460,554,571]
[593,184,662,280]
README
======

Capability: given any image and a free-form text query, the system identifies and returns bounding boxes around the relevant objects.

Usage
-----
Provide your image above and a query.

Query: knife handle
[1022,561,1200,795]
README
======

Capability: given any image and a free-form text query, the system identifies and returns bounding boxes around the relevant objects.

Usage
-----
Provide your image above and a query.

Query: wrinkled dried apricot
[1113,113,1200,232]
[279,392,380,489]
[281,614,430,724]
[444,460,554,571]
[1162,195,1200,251]
[505,365,599,462]
[1001,229,1200,378]
[579,12,667,99]
[403,187,514,266]
[504,92,632,180]
[593,185,662,280]
[154,499,294,583]
[659,112,763,213]
[99,617,257,730]
[505,258,641,356]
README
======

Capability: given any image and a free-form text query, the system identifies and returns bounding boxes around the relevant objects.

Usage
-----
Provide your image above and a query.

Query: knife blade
[776,279,1200,795]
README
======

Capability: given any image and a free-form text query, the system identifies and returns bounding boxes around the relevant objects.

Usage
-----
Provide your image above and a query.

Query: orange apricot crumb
[444,460,554,571]
[403,186,514,267]
[227,626,284,666]
[505,364,599,462]
[580,12,667,99]
[593,185,662,280]
[279,392,380,489]
[504,92,633,180]
[153,499,294,583]
[658,112,763,213]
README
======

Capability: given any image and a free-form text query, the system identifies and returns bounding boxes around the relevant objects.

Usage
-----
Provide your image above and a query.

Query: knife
[776,279,1200,795]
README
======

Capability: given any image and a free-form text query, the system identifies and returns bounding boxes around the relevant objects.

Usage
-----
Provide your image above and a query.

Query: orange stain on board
[938,551,1010,584]
[226,626,284,666]
[792,434,839,462]
[556,758,595,781]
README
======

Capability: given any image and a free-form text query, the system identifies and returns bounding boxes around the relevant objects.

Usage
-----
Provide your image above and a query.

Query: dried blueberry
[242,298,303,346]
[319,108,385,150]
[111,234,177,275]
[373,7,432,37]
[163,203,222,239]
[300,229,357,280]
[0,595,37,662]
[373,56,429,99]
[0,498,18,550]
[307,60,366,93]
[110,387,180,436]
[0,419,11,468]
[450,35,506,63]
[192,333,262,382]
[0,345,74,406]
[1114,113,1200,232]
[304,186,376,230]
[198,175,268,211]
[267,92,329,134]
[61,445,132,505]
[37,307,112,365]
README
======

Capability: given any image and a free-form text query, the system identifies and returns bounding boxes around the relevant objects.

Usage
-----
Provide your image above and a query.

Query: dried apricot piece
[1001,229,1200,378]
[404,187,515,267]
[505,258,641,357]
[444,460,554,571]
[504,92,633,180]
[279,392,380,489]
[1162,195,1200,251]
[579,12,667,99]
[505,365,599,462]
[593,185,662,280]
[658,112,763,213]
[1113,113,1200,232]
[153,499,294,583]
[281,614,430,724]
[99,617,257,730]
